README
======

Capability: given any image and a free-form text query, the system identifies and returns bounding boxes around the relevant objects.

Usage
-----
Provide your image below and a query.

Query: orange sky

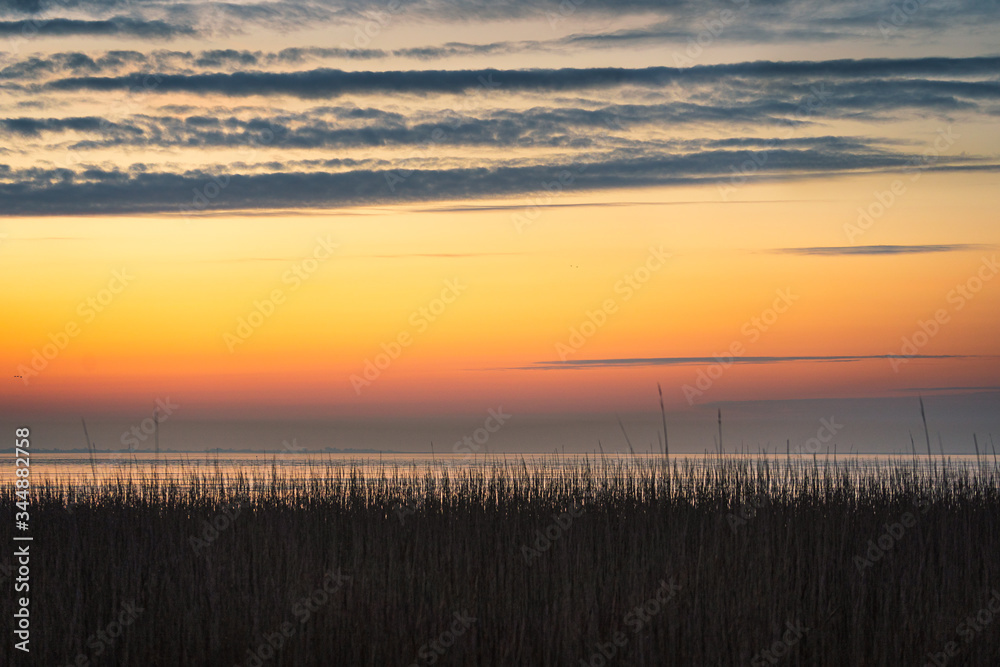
[3,174,999,426]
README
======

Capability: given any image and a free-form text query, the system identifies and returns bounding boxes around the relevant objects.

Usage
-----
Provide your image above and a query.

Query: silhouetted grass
[2,455,999,665]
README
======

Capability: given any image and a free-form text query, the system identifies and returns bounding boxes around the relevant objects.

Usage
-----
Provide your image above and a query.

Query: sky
[1,0,999,455]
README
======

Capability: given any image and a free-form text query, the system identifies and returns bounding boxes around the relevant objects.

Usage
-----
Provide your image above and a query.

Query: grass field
[3,455,999,666]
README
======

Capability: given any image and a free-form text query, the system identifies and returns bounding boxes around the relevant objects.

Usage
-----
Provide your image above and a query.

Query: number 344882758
[15,427,30,517]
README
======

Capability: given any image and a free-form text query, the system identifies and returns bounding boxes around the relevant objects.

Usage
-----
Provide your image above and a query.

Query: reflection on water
[4,451,993,488]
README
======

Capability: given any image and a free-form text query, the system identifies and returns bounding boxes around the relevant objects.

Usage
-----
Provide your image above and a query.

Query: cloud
[771,244,996,256]
[518,354,982,370]
[5,48,999,216]
[0,17,195,38]
[42,57,1000,99]
[5,0,996,33]
[407,201,772,213]
[8,107,904,154]
[0,115,141,136]
[362,252,523,259]
[2,0,998,59]
[3,143,992,215]
[897,385,1000,393]
[273,46,389,63]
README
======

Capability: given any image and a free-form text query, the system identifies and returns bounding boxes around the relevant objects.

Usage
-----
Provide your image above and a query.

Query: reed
[2,454,998,665]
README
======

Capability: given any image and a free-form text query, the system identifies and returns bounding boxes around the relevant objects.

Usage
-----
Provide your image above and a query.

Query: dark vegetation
[2,455,999,666]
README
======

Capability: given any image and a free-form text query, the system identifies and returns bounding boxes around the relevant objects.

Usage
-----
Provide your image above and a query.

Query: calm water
[4,451,992,487]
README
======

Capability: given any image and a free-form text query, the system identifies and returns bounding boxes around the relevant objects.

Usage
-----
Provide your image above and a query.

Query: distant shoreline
[22,447,403,455]
[12,449,988,457]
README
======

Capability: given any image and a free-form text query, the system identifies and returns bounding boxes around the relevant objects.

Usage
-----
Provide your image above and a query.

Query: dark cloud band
[0,17,193,37]
[43,57,1000,98]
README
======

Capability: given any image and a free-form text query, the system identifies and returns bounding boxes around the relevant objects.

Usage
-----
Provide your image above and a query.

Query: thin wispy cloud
[517,355,983,370]
[897,385,1000,393]
[771,244,996,256]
